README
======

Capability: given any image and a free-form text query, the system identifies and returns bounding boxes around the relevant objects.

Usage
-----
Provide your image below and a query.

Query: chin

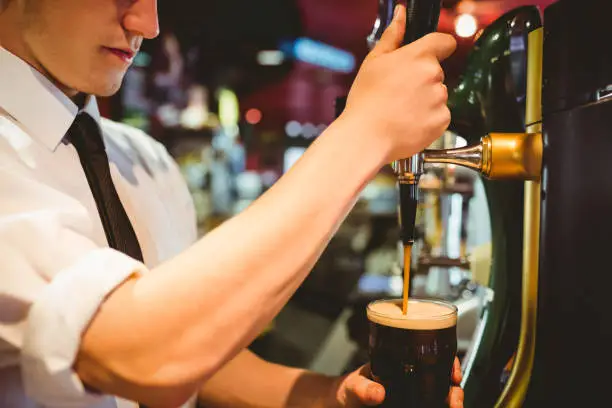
[93,84,122,97]
[83,72,127,97]
[92,81,124,98]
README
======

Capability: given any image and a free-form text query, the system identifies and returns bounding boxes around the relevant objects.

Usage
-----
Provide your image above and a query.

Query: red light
[246,108,262,125]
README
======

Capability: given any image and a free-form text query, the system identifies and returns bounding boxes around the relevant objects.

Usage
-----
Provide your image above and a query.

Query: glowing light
[280,38,356,73]
[245,108,262,125]
[257,50,285,66]
[455,14,478,38]
[302,122,317,139]
[285,121,302,138]
[218,87,240,132]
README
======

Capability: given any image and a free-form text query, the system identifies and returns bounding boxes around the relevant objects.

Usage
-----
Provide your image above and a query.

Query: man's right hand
[339,4,457,165]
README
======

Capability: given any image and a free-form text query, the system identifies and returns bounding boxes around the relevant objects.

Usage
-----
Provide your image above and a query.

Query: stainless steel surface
[392,153,424,183]
[423,144,485,172]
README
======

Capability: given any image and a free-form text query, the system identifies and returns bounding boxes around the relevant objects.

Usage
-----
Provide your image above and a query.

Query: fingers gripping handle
[368,0,443,50]
[337,1,443,120]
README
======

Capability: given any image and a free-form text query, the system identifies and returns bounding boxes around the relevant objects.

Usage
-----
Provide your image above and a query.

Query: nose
[122,0,160,40]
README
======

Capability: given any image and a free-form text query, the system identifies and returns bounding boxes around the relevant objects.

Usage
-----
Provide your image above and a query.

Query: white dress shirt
[0,47,198,407]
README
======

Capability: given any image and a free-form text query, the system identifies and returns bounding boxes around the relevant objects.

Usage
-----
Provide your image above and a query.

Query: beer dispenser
[336,0,612,405]
[349,3,538,404]
[334,0,612,405]
[452,1,612,405]
[380,0,612,406]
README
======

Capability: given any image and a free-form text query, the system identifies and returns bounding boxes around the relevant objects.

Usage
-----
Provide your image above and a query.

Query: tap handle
[371,1,442,179]
[368,0,443,50]
[367,0,396,50]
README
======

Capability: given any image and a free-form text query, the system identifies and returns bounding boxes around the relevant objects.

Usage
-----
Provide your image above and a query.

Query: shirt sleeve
[0,156,149,407]
[21,249,147,407]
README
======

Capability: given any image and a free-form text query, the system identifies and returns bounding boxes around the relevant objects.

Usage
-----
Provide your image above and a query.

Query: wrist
[330,111,392,170]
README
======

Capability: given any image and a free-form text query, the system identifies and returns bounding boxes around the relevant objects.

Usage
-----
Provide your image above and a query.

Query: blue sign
[281,38,356,73]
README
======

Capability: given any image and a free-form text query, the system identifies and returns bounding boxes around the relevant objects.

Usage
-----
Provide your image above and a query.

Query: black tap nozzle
[398,182,419,245]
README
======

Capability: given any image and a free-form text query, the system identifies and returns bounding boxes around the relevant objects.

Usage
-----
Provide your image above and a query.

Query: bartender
[0,0,463,407]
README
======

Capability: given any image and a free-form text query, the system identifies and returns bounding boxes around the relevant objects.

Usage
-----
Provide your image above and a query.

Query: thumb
[345,375,386,406]
[413,32,458,62]
[367,4,406,60]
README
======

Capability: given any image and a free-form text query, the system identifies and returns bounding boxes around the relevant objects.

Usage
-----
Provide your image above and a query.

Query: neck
[73,93,88,110]
[0,6,81,102]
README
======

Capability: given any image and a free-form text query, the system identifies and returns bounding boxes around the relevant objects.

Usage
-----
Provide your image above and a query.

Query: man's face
[19,0,159,97]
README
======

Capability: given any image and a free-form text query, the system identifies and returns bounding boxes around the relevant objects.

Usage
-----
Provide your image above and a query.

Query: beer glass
[367,298,458,407]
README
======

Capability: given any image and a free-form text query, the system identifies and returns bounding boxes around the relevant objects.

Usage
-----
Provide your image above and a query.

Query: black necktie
[69,113,148,407]
[68,112,144,262]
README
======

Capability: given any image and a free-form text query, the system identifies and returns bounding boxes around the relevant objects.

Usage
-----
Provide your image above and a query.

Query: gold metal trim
[481,134,492,176]
[487,133,542,180]
[494,26,544,408]
[421,131,542,180]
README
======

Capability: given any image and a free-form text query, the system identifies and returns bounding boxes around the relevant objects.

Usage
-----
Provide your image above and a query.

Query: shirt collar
[0,46,102,151]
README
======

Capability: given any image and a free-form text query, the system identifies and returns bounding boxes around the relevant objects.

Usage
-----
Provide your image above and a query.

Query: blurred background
[98,0,555,380]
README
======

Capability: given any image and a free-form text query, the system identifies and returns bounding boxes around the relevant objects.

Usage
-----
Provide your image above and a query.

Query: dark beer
[367,299,457,407]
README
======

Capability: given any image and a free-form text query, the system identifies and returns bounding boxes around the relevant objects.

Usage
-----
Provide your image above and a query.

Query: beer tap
[394,132,542,183]
[374,3,543,321]
[368,0,443,247]
[362,0,544,262]
[366,0,543,238]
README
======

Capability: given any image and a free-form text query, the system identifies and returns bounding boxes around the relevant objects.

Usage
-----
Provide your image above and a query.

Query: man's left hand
[328,357,464,407]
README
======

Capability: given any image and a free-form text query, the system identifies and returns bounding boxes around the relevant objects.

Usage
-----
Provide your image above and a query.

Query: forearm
[75,117,387,405]
[198,349,335,408]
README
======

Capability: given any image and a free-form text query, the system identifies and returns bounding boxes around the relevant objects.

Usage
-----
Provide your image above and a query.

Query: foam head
[367,299,457,330]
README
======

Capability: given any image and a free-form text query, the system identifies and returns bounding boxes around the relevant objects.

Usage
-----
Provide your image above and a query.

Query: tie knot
[68,112,106,154]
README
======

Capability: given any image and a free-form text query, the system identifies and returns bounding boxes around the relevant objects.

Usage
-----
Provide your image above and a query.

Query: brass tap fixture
[392,132,543,182]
